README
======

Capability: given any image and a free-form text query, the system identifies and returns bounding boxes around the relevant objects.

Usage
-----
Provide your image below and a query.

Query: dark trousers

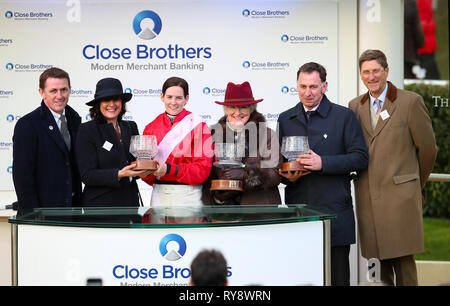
[331,245,350,286]
[380,255,418,286]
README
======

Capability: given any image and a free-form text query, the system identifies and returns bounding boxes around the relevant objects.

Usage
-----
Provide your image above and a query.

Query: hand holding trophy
[280,136,310,173]
[129,135,158,171]
[210,143,244,191]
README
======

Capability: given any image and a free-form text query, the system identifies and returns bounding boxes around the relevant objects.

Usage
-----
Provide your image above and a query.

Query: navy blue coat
[75,119,140,207]
[12,101,82,216]
[277,95,368,246]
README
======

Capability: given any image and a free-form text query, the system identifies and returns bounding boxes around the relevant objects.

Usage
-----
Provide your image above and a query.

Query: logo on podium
[159,234,187,261]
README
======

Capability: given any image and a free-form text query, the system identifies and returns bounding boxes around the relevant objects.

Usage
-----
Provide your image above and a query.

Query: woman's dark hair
[89,96,127,122]
[162,77,189,97]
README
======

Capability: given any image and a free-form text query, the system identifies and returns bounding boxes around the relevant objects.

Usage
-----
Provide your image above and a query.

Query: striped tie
[374,99,382,114]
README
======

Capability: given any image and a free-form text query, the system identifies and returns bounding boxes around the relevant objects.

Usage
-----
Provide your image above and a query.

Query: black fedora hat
[86,78,132,106]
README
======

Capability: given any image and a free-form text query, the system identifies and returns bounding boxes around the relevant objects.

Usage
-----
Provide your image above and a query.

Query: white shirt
[302,101,321,113]
[48,108,66,131]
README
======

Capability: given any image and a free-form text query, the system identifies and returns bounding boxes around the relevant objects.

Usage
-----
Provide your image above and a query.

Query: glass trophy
[210,143,244,191]
[129,135,158,171]
[280,136,310,172]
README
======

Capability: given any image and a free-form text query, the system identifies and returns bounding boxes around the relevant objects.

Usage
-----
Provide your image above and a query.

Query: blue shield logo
[159,234,187,261]
[133,10,162,40]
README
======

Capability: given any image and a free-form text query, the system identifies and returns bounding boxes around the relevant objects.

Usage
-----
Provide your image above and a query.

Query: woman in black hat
[75,78,151,207]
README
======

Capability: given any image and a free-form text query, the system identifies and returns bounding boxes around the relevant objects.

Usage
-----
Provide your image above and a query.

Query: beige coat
[348,82,437,260]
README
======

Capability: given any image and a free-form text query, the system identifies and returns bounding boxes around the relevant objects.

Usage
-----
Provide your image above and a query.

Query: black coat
[12,101,82,216]
[75,119,140,207]
[277,95,368,246]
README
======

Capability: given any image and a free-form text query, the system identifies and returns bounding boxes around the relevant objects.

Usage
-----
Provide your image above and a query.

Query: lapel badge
[323,134,328,139]
[49,125,54,130]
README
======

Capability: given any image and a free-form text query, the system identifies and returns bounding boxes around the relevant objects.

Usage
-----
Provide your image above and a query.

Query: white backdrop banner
[0,0,338,190]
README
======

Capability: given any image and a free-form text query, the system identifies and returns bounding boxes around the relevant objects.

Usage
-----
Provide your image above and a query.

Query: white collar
[302,101,321,113]
[369,83,388,104]
[48,108,66,121]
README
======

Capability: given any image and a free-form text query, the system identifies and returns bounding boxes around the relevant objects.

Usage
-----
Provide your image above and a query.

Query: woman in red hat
[142,77,213,209]
[203,81,283,205]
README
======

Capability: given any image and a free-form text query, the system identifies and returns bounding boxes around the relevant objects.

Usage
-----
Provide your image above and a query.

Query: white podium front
[9,205,334,286]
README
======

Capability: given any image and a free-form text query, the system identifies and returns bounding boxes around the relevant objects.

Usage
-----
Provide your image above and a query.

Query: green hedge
[405,83,450,218]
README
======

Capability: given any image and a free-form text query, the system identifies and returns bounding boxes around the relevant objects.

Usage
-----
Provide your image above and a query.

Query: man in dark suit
[277,62,368,285]
[12,67,82,215]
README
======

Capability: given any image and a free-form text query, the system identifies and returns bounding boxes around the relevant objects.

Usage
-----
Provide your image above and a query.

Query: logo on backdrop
[4,62,52,72]
[281,34,329,44]
[159,234,187,261]
[133,10,162,40]
[281,86,298,96]
[4,10,53,20]
[242,60,289,71]
[0,89,13,98]
[0,38,13,47]
[242,9,289,18]
[6,114,21,122]
[202,86,225,97]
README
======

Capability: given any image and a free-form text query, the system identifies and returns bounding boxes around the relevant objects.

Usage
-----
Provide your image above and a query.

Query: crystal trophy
[280,136,310,173]
[129,135,158,171]
[210,142,244,191]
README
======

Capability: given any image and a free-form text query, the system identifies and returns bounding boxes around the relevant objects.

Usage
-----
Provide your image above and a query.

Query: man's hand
[297,149,322,171]
[278,169,311,182]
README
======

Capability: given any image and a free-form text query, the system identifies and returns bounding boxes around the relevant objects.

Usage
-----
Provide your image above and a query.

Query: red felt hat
[215,81,263,106]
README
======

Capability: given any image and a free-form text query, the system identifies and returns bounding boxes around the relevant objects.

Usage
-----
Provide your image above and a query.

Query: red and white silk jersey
[142,109,213,186]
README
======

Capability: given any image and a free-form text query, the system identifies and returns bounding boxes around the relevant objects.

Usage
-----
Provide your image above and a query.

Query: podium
[9,205,334,286]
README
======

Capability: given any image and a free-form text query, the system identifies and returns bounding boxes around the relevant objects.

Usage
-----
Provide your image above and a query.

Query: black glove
[244,157,263,189]
[219,167,246,181]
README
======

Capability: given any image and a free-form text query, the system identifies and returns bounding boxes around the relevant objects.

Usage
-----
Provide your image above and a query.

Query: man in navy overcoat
[277,62,368,286]
[12,68,82,216]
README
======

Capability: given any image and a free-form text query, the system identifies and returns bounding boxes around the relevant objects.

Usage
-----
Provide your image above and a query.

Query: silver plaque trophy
[129,135,158,171]
[211,142,244,191]
[280,136,310,173]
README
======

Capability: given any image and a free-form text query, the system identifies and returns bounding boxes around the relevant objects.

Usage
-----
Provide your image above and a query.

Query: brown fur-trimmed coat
[202,111,282,205]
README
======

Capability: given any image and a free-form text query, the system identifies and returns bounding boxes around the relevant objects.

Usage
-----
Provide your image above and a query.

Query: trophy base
[280,161,306,173]
[210,179,244,191]
[131,160,158,171]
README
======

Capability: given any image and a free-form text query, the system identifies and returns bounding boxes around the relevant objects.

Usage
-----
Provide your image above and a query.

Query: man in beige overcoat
[349,49,437,286]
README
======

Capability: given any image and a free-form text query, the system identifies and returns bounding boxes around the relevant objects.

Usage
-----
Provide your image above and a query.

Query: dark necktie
[306,110,316,121]
[60,114,71,151]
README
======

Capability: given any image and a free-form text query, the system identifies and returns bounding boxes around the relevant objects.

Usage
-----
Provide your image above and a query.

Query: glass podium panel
[9,205,335,228]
